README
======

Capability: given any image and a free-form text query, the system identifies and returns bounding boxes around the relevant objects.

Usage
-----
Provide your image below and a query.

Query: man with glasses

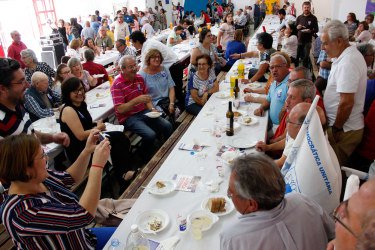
[114,39,136,70]
[0,58,69,144]
[327,178,375,250]
[111,13,130,41]
[7,31,27,69]
[220,152,335,250]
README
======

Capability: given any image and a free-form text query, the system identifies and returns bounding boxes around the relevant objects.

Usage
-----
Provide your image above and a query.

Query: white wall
[332,0,367,22]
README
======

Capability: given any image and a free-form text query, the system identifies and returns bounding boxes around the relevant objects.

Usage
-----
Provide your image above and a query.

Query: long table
[94,50,119,66]
[247,15,281,52]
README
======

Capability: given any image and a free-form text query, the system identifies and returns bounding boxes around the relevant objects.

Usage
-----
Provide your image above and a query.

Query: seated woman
[231,32,276,83]
[222,29,246,72]
[68,57,97,91]
[0,132,114,249]
[185,54,219,115]
[66,38,82,59]
[83,37,101,56]
[52,63,71,95]
[21,49,56,86]
[139,49,176,119]
[281,21,298,66]
[60,77,136,193]
[167,25,184,47]
[82,49,109,86]
[354,21,372,43]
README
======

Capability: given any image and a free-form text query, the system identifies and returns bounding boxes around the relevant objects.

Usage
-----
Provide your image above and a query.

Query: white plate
[94,92,109,99]
[201,196,235,216]
[238,116,259,126]
[229,138,257,149]
[148,180,176,195]
[216,92,230,99]
[145,111,162,118]
[135,209,170,234]
[187,210,219,232]
[221,150,240,165]
[92,74,105,78]
[248,82,261,88]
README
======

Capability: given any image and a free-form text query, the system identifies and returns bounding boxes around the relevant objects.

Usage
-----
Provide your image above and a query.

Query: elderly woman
[0,132,114,250]
[52,63,71,95]
[139,49,176,117]
[60,77,136,193]
[83,37,100,56]
[21,49,56,86]
[185,54,219,115]
[354,21,372,43]
[231,32,276,83]
[67,57,97,91]
[167,25,184,47]
[82,49,108,86]
[222,29,246,72]
[217,12,235,51]
[66,38,82,59]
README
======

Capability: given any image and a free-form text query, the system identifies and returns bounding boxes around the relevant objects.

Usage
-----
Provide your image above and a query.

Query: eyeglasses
[286,117,302,126]
[73,87,85,95]
[116,44,124,49]
[331,200,358,238]
[269,64,286,70]
[11,78,27,85]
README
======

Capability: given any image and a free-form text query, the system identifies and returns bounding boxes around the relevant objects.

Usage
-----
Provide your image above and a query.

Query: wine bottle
[226,101,234,136]
[234,79,240,99]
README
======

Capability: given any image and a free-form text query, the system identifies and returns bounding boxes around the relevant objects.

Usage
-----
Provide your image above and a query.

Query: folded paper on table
[172,174,201,192]
[281,96,342,213]
[105,123,124,132]
[178,143,204,152]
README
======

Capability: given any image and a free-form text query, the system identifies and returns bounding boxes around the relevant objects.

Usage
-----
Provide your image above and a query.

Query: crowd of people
[0,0,374,249]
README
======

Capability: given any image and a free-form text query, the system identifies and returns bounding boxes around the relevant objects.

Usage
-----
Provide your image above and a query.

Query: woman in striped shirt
[0,132,113,249]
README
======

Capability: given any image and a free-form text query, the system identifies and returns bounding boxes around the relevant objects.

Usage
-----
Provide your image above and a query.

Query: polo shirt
[111,74,148,124]
[0,103,33,139]
[7,41,27,68]
[266,74,289,125]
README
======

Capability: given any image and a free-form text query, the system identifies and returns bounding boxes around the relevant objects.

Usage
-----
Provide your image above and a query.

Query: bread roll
[208,197,226,213]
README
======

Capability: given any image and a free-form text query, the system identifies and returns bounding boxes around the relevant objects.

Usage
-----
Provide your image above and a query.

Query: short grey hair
[10,30,19,37]
[119,55,136,69]
[67,57,82,69]
[31,71,48,85]
[290,79,316,100]
[84,49,95,62]
[20,49,38,63]
[230,153,285,210]
[357,43,374,56]
[271,53,287,65]
[323,19,349,41]
[293,66,312,80]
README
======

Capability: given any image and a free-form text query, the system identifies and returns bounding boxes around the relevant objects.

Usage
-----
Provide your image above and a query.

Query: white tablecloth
[247,15,281,52]
[94,50,119,66]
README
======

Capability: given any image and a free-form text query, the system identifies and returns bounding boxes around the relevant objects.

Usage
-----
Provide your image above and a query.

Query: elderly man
[246,54,290,128]
[95,26,113,50]
[111,13,130,41]
[7,31,27,68]
[110,55,173,160]
[327,178,375,250]
[0,58,69,145]
[220,153,335,250]
[80,21,96,42]
[114,39,136,69]
[24,72,61,122]
[233,9,247,30]
[82,49,108,86]
[322,20,367,166]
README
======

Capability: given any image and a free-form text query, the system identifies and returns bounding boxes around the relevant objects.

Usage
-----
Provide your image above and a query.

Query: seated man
[110,55,173,160]
[82,49,109,86]
[114,39,136,70]
[221,153,335,250]
[95,26,113,50]
[24,72,61,122]
[327,178,375,250]
[245,54,289,127]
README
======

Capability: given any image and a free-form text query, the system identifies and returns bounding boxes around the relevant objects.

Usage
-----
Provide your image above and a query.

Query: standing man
[81,21,96,42]
[111,13,130,41]
[295,1,318,67]
[259,0,267,21]
[322,20,367,166]
[7,31,27,69]
[253,1,261,30]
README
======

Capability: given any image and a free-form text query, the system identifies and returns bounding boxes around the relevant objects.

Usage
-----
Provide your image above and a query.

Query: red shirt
[7,41,27,68]
[358,101,375,160]
[111,74,148,124]
[82,61,109,86]
[203,13,211,24]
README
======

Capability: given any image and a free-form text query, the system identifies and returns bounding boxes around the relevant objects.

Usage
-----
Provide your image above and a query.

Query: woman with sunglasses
[60,77,136,193]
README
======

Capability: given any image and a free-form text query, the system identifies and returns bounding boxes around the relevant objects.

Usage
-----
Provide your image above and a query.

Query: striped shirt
[111,74,148,124]
[0,104,33,139]
[0,170,95,249]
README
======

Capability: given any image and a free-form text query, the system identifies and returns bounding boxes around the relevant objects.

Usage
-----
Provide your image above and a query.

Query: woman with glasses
[60,77,136,193]
[185,54,219,115]
[67,57,97,91]
[52,63,71,95]
[0,132,115,249]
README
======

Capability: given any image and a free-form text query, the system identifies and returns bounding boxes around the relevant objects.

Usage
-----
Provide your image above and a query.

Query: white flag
[281,96,342,213]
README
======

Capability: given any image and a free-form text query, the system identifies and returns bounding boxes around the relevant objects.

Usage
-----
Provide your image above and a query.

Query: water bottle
[125,224,150,250]
[108,238,123,250]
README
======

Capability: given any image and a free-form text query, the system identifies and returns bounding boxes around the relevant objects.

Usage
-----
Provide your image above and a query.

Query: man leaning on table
[0,58,69,144]
[220,153,335,250]
[110,55,173,161]
[114,38,136,70]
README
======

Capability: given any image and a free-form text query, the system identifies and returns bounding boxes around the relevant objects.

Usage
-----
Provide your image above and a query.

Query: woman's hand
[92,138,111,168]
[96,120,106,131]
[231,53,240,59]
[84,129,100,153]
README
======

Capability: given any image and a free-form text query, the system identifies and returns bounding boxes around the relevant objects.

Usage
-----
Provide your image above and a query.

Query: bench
[0,224,15,250]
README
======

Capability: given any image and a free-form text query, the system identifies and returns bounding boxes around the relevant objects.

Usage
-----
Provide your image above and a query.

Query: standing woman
[344,12,359,40]
[172,5,180,26]
[131,14,140,32]
[281,22,298,66]
[217,12,235,51]
[160,9,167,30]
[52,63,71,95]
[186,54,219,115]
[58,19,69,50]
[67,57,97,91]
[60,77,137,192]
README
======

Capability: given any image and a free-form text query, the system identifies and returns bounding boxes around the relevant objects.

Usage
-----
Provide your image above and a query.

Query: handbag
[95,198,136,226]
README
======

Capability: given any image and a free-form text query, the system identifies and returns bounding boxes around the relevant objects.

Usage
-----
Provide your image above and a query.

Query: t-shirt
[324,45,367,132]
[185,72,216,106]
[82,61,109,86]
[0,104,33,139]
[112,21,130,41]
[81,27,96,40]
[166,31,182,47]
[111,74,148,124]
[219,23,235,50]
[281,35,298,59]
[295,14,319,43]
[266,74,289,125]
[7,41,27,68]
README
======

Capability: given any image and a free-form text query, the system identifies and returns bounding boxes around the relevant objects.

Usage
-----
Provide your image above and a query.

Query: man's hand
[168,104,175,114]
[243,87,253,93]
[254,107,264,116]
[297,24,305,30]
[85,129,100,154]
[134,94,152,104]
[256,141,269,152]
[244,94,256,102]
[52,132,70,147]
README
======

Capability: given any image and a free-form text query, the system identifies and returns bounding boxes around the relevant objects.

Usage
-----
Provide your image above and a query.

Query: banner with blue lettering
[281,96,342,213]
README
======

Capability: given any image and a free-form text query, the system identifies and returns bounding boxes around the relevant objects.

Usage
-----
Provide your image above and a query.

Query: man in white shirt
[139,11,149,27]
[233,9,247,30]
[141,20,155,39]
[274,8,296,33]
[111,13,130,41]
[220,153,335,250]
[322,20,367,166]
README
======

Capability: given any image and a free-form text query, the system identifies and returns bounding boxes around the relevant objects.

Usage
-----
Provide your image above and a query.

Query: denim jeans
[123,110,173,158]
[186,103,202,116]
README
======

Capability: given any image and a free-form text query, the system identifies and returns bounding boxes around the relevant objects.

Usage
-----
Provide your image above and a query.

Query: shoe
[118,168,141,195]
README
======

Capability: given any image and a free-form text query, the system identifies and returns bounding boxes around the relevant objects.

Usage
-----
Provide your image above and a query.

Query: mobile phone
[98,132,106,142]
